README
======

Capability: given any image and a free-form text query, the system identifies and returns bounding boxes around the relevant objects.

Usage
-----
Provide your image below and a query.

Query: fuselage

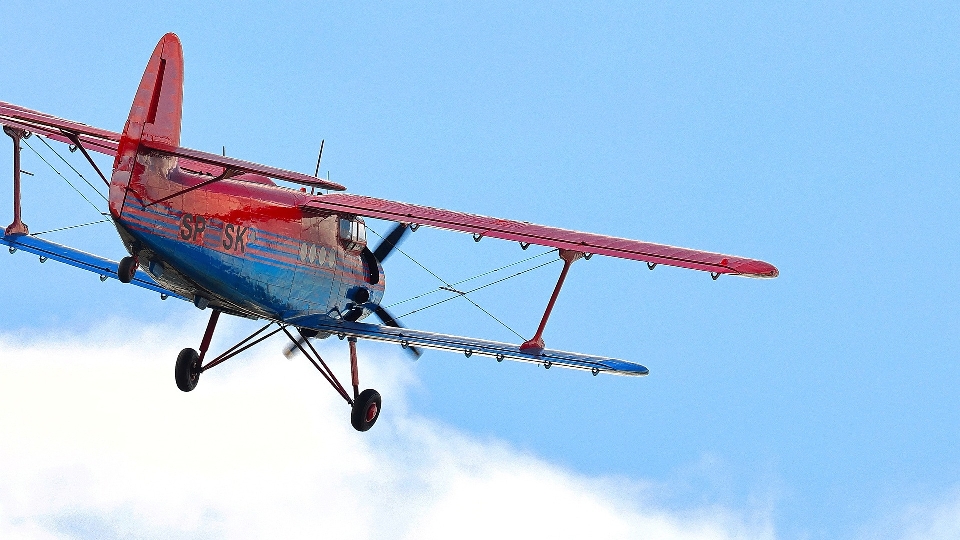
[109,150,385,322]
[94,32,384,324]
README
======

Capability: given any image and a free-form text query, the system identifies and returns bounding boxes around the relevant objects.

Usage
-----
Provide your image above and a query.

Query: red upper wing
[1,101,777,277]
[302,194,779,278]
[0,101,120,155]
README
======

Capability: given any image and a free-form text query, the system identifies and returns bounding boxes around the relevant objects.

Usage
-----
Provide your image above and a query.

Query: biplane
[0,34,778,432]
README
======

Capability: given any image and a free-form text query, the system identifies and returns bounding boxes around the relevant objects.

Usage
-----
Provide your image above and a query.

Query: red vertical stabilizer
[110,33,183,217]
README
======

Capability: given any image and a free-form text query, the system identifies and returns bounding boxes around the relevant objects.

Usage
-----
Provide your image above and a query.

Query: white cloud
[0,323,774,540]
[859,491,960,540]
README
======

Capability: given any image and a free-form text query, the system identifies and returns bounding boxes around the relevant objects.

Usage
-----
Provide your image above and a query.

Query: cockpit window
[338,217,367,252]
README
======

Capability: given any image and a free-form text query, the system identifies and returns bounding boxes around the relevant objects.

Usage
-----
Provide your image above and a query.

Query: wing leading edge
[301,194,778,278]
[290,315,649,376]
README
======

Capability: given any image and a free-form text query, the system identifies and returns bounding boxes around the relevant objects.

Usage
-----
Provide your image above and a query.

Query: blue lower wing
[291,315,649,377]
[0,233,184,299]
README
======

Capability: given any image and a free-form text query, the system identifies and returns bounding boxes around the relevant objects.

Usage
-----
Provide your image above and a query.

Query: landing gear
[346,337,381,431]
[351,388,381,432]
[174,309,221,392]
[118,256,137,283]
[282,329,383,432]
[174,314,284,393]
[171,312,383,432]
[175,348,200,391]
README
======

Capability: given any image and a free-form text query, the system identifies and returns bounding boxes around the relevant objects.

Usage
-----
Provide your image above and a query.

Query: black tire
[118,256,137,284]
[351,389,382,432]
[175,348,200,392]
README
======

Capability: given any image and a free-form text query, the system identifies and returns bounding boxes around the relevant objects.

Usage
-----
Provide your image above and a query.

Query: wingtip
[754,263,779,279]
[601,359,649,376]
[632,366,650,376]
[732,260,779,279]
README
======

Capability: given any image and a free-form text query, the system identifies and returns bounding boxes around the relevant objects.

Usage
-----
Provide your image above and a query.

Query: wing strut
[62,131,109,187]
[143,167,241,207]
[519,249,584,355]
[3,126,28,235]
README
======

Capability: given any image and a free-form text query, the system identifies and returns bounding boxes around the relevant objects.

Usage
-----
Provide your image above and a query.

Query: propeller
[284,221,422,359]
[372,222,408,263]
[364,222,422,358]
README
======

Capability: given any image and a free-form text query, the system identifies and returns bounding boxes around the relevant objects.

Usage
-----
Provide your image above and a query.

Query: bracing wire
[396,258,559,320]
[22,139,104,216]
[36,136,108,202]
[32,220,111,236]
[384,247,558,309]
[367,224,531,340]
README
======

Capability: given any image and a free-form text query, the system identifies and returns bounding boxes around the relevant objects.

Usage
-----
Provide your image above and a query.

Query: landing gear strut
[348,336,380,432]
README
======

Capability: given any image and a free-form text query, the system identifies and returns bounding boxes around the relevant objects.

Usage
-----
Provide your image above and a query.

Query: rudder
[109,33,183,217]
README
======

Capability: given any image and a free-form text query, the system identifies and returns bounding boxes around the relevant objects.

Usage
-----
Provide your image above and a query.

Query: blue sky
[1,2,959,538]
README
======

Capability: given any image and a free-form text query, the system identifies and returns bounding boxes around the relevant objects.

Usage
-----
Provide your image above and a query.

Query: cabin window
[338,217,367,252]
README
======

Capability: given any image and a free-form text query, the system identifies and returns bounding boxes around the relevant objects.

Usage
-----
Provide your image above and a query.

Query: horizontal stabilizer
[0,233,182,299]
[290,315,649,376]
[140,141,347,191]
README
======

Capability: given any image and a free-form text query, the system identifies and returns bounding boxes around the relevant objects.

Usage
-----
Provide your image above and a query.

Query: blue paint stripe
[123,214,176,234]
[246,251,302,272]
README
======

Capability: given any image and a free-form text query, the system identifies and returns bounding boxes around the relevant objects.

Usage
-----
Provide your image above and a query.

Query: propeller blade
[283,335,307,358]
[282,328,319,359]
[373,305,422,359]
[372,305,399,326]
[372,222,409,263]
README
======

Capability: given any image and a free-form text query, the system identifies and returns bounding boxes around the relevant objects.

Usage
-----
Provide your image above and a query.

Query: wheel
[118,256,137,284]
[351,388,382,432]
[175,348,200,392]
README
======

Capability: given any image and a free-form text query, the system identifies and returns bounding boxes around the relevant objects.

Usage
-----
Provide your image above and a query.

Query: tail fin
[109,33,183,217]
